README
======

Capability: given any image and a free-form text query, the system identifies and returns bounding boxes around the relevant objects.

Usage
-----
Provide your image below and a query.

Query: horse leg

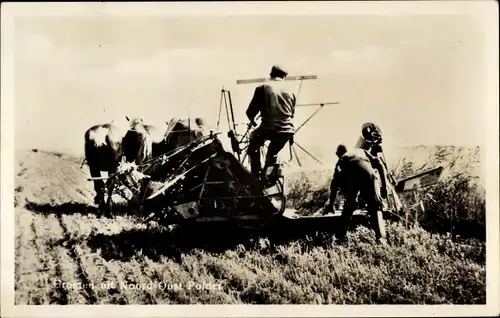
[102,147,122,218]
[88,162,105,205]
[103,178,115,218]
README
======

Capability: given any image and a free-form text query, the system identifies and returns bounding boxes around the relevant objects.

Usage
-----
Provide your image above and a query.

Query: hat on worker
[270,65,288,78]
[335,144,348,157]
[195,117,204,126]
[361,122,382,144]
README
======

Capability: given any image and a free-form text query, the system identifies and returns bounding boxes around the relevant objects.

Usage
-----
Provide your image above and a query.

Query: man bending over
[324,144,389,244]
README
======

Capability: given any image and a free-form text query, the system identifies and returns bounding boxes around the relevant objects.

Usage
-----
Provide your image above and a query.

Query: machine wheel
[264,176,286,216]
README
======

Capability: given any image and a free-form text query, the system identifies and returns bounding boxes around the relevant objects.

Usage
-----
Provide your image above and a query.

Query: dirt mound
[15,149,95,209]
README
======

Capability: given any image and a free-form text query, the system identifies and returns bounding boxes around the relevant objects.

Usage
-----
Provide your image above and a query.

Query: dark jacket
[329,148,387,203]
[246,79,297,134]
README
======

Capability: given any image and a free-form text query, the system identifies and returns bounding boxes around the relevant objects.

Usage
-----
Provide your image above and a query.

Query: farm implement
[102,131,287,227]
[89,74,445,234]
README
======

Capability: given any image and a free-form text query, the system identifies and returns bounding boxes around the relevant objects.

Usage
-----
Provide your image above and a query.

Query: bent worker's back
[338,150,381,196]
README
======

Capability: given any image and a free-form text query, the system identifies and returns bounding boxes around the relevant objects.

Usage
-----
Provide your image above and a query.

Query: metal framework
[216,75,339,168]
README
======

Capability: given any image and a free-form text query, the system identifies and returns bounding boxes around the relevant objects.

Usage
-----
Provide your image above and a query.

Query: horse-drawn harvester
[86,75,444,234]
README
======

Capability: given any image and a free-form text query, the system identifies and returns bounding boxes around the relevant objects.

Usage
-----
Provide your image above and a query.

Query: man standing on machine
[246,65,297,179]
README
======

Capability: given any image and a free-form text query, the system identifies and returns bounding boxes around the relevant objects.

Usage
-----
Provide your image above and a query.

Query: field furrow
[33,212,71,304]
[53,245,89,304]
[58,165,89,202]
[29,216,55,304]
[56,213,98,304]
[73,243,131,304]
[15,209,45,305]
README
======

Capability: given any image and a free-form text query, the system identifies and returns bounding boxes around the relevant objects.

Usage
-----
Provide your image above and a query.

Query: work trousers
[337,157,387,242]
[247,126,293,177]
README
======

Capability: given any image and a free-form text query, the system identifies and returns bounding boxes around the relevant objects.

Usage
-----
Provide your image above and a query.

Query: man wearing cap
[323,143,389,244]
[246,65,297,179]
[355,122,402,212]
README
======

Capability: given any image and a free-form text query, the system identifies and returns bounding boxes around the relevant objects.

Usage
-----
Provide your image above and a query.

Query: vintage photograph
[1,1,498,315]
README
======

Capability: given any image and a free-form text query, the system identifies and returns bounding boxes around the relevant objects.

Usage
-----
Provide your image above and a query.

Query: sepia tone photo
[1,1,499,317]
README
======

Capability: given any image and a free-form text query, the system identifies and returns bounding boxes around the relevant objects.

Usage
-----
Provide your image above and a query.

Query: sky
[12,9,491,166]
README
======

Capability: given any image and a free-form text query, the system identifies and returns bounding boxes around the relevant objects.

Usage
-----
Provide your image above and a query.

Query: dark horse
[122,116,205,168]
[84,121,126,205]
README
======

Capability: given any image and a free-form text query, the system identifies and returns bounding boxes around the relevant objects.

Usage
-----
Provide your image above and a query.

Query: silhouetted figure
[246,65,297,179]
[324,144,388,244]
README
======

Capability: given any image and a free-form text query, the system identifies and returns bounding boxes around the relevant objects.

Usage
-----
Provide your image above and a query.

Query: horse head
[126,116,145,129]
[122,117,205,165]
[163,117,205,153]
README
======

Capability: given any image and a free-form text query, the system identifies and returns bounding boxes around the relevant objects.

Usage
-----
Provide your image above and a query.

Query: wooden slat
[236,75,317,84]
[395,166,445,192]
